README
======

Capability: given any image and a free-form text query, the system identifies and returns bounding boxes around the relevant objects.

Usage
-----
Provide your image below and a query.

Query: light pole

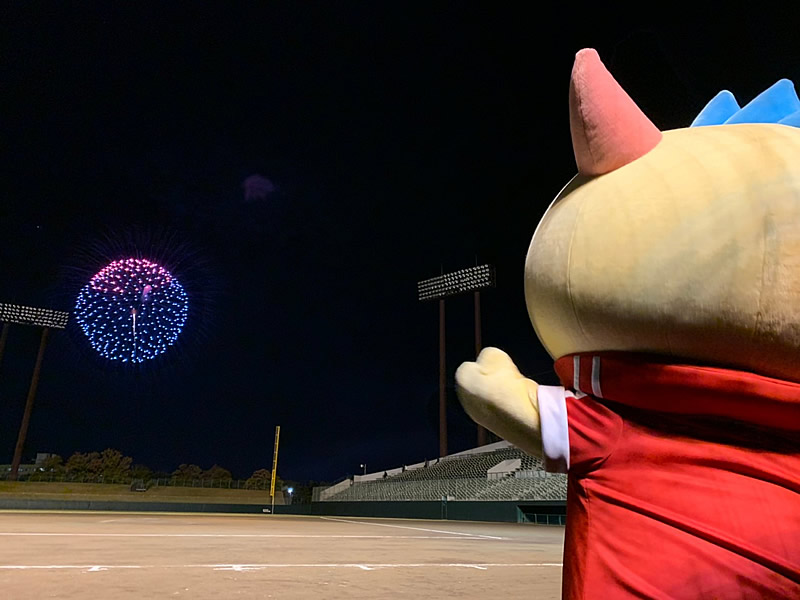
[0,322,9,369]
[360,463,366,476]
[417,264,496,456]
[0,303,69,481]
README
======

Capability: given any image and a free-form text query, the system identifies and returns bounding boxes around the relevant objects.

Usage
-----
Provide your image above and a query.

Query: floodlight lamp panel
[416,264,495,301]
[0,302,69,329]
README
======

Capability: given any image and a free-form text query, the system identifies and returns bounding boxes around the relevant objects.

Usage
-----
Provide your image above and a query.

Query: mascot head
[525,49,800,382]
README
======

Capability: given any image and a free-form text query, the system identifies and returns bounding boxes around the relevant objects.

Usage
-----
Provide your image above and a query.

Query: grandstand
[316,441,567,503]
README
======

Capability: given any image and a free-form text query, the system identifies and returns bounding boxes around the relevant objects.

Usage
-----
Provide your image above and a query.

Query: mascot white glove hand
[455,347,542,456]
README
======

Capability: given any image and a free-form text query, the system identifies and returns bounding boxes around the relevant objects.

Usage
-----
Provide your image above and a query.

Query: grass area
[0,481,282,505]
[0,482,130,496]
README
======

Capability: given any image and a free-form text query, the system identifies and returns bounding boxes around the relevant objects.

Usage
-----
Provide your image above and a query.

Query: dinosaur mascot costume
[456,49,800,598]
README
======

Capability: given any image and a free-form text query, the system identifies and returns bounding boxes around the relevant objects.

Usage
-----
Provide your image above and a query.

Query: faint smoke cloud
[242,174,275,202]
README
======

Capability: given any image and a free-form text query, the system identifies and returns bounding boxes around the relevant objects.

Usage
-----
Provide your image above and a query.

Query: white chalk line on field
[0,562,562,572]
[319,517,507,540]
[0,532,486,540]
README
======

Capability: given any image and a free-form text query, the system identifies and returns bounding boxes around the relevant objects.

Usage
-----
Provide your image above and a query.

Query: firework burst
[60,225,219,372]
[74,258,189,363]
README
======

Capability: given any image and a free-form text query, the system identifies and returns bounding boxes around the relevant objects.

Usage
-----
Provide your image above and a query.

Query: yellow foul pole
[270,425,280,514]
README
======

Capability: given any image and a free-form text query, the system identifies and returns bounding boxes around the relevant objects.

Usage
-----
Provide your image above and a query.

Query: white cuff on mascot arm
[538,386,570,473]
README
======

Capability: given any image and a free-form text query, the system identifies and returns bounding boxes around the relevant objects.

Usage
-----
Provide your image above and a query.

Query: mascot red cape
[456,49,800,599]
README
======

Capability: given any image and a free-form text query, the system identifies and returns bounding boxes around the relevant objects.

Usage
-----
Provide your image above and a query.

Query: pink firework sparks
[90,258,172,294]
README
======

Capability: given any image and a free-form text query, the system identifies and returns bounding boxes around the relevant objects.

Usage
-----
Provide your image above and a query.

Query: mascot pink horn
[456,48,800,599]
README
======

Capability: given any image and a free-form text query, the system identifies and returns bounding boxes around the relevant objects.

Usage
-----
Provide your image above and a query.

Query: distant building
[35,453,53,465]
[0,452,54,477]
[1,463,38,475]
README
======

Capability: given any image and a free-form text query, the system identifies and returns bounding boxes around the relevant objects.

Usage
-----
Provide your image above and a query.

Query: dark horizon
[2,5,798,482]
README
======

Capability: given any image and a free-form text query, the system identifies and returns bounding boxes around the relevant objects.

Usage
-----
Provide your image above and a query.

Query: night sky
[2,5,798,482]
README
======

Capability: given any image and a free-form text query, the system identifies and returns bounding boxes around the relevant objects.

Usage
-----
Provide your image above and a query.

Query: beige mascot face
[455,49,800,456]
[525,51,800,383]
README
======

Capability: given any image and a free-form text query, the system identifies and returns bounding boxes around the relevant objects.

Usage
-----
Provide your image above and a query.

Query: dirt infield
[0,511,564,599]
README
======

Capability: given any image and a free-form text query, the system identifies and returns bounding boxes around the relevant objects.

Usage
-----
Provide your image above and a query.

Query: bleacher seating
[328,478,491,502]
[474,475,567,501]
[319,442,566,502]
[520,453,545,470]
[388,446,520,482]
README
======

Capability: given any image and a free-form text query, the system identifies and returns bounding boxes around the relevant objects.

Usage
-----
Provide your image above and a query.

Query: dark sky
[2,5,798,482]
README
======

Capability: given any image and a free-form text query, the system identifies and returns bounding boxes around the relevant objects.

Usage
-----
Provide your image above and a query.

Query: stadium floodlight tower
[417,264,496,457]
[0,303,69,481]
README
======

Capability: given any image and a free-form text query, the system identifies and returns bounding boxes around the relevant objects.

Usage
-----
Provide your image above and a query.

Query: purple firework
[242,174,275,202]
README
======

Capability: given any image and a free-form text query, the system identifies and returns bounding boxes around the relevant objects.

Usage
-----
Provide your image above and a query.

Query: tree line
[35,449,281,488]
